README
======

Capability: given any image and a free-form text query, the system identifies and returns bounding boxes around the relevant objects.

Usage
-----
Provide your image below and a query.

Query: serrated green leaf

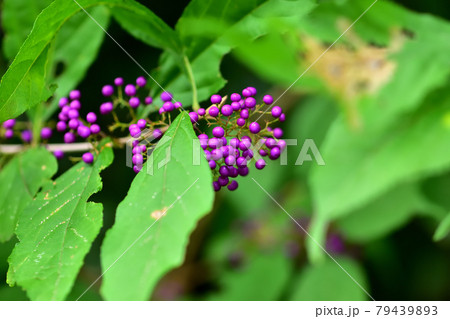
[0,148,57,242]
[290,257,369,301]
[7,140,114,301]
[100,112,214,301]
[434,213,450,241]
[0,0,177,122]
[1,0,52,61]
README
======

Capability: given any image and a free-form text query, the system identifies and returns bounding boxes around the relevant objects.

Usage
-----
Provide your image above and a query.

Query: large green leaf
[290,257,369,301]
[7,140,114,301]
[144,0,315,112]
[337,184,445,243]
[0,148,57,242]
[100,112,214,301]
[0,0,178,122]
[1,0,52,60]
[308,90,450,262]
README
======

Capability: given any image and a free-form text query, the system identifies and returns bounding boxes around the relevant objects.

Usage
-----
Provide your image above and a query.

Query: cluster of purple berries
[190,87,286,192]
[0,119,33,144]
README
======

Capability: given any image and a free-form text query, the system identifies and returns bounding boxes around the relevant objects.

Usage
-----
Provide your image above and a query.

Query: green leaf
[290,257,369,301]
[1,0,52,60]
[338,184,445,243]
[0,0,177,122]
[7,140,114,301]
[100,112,214,301]
[0,148,57,242]
[209,251,291,301]
[44,6,110,120]
[434,213,450,241]
[146,0,315,110]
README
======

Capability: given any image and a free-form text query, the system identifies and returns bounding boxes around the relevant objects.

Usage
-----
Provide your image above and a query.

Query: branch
[0,142,93,154]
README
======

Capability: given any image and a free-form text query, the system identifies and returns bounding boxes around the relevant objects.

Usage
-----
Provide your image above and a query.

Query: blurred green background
[1,0,450,300]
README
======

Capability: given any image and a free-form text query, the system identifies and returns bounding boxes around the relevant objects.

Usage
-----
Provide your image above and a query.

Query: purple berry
[221,137,228,146]
[124,84,136,96]
[208,106,219,117]
[278,139,287,150]
[90,124,100,135]
[224,155,236,166]
[64,132,76,143]
[198,108,206,116]
[132,154,144,165]
[211,149,223,161]
[133,165,142,173]
[227,180,238,191]
[136,76,147,87]
[219,166,229,177]
[204,150,211,161]
[273,128,283,139]
[77,126,91,139]
[238,166,249,176]
[230,93,241,102]
[265,138,277,148]
[68,119,80,130]
[189,112,199,123]
[102,85,114,97]
[69,90,81,100]
[3,119,15,129]
[218,176,229,187]
[279,113,286,122]
[129,124,141,138]
[61,106,70,115]
[231,102,241,111]
[100,102,113,114]
[129,97,140,108]
[212,126,225,138]
[40,127,52,139]
[163,101,174,112]
[140,145,147,153]
[255,159,266,170]
[228,167,239,178]
[240,109,249,119]
[236,157,247,168]
[86,112,97,123]
[239,139,251,151]
[248,87,257,95]
[174,101,183,108]
[269,147,281,160]
[145,97,153,105]
[209,160,217,170]
[59,97,69,107]
[221,105,233,117]
[4,129,13,139]
[259,149,268,156]
[21,130,32,143]
[153,129,163,139]
[114,77,124,86]
[213,181,221,192]
[137,119,147,129]
[230,138,240,149]
[82,152,94,164]
[271,106,282,118]
[211,94,222,104]
[70,100,81,110]
[242,88,252,97]
[245,97,256,108]
[249,122,261,134]
[208,137,220,149]
[263,95,274,104]
[56,121,67,132]
[242,149,254,159]
[53,150,64,160]
[58,112,69,121]
[68,109,79,119]
[160,91,173,102]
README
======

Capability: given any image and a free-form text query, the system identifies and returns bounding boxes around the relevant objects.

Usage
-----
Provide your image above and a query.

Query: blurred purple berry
[21,130,32,143]
[4,129,13,139]
[59,97,69,107]
[114,77,124,86]
[160,91,173,102]
[221,105,233,117]
[90,124,100,135]
[271,106,282,118]
[68,119,80,130]
[189,112,199,123]
[40,127,52,139]
[129,124,141,138]
[53,150,64,160]
[136,76,147,87]
[224,155,236,166]
[245,97,256,108]
[230,93,241,102]
[242,88,252,97]
[198,108,206,116]
[132,154,144,165]
[209,160,216,170]
[174,101,183,109]
[212,126,224,138]
[64,132,76,143]
[70,100,81,109]
[240,109,249,119]
[247,87,257,96]
[263,95,274,104]
[255,159,266,170]
[213,181,221,192]
[208,106,219,117]
[129,97,140,108]
[279,113,286,122]
[137,119,147,129]
[77,126,91,139]
[227,180,238,191]
[273,128,283,139]
[269,147,281,160]
[56,121,67,132]
[249,122,261,134]
[153,129,163,139]
[102,85,114,97]
[82,152,94,164]
[133,165,142,173]
[231,102,241,111]
[145,97,153,105]
[238,166,249,176]
[218,176,229,186]
[163,101,174,112]
[100,102,113,114]
[124,84,136,96]
[3,119,15,129]
[69,90,81,100]
[86,112,97,123]
[68,109,79,119]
